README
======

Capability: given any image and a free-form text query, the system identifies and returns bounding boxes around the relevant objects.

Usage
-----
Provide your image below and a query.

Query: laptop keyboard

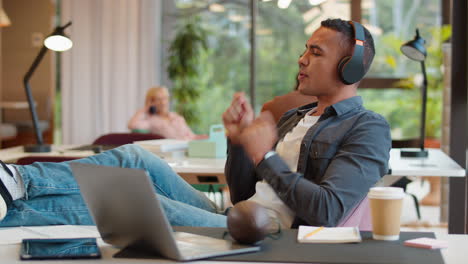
[174,232,233,257]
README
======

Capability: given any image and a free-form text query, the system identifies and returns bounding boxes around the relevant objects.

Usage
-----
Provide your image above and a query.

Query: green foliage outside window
[168,1,311,133]
[167,17,208,127]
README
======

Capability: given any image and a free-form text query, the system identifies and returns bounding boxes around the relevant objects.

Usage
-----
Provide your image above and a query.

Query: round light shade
[400,29,426,62]
[278,0,292,9]
[44,35,73,51]
[0,7,12,27]
[309,0,327,5]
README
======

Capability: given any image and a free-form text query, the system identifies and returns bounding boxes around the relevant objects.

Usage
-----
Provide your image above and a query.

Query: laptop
[70,163,260,261]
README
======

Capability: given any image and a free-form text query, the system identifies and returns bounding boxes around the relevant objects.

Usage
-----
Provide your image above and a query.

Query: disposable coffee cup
[368,187,405,241]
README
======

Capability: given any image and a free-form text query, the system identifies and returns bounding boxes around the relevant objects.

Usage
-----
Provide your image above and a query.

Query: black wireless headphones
[337,21,366,85]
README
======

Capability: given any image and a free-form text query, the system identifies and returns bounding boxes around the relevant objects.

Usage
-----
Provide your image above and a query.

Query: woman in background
[128,86,200,140]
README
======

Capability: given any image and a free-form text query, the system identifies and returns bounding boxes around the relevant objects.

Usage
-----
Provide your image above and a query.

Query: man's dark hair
[320,18,375,75]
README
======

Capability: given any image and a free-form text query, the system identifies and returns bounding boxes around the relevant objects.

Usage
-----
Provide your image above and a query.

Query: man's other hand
[222,92,254,144]
[239,111,278,165]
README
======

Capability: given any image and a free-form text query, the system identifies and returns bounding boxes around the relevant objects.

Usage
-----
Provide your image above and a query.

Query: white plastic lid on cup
[368,187,405,200]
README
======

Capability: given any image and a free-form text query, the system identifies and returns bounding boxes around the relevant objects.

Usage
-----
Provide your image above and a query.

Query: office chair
[337,197,372,230]
[92,132,164,145]
[63,132,165,153]
[16,156,80,165]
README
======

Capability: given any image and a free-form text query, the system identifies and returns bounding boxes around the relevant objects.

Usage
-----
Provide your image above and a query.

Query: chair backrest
[337,197,372,231]
[92,133,164,146]
[16,156,80,165]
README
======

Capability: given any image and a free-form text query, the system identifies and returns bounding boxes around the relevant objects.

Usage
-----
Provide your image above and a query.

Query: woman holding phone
[127,86,199,140]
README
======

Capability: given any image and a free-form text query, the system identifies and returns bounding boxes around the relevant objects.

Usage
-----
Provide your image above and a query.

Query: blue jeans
[0,145,227,227]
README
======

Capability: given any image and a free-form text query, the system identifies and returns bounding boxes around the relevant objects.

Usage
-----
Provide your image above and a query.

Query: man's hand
[222,92,254,144]
[239,111,278,166]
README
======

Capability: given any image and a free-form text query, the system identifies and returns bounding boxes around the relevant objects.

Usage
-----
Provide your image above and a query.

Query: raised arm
[222,92,258,203]
[127,108,150,131]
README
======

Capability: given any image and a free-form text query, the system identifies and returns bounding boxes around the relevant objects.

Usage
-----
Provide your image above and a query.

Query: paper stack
[404,237,448,249]
[134,139,189,159]
[297,225,362,243]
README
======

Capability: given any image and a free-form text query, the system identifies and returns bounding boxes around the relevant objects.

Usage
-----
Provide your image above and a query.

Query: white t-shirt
[248,110,319,228]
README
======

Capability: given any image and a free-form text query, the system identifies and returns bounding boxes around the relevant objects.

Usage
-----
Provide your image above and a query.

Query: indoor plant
[167,17,208,127]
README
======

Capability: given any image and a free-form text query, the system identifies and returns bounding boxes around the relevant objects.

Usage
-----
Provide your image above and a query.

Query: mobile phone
[148,105,157,115]
[20,238,101,260]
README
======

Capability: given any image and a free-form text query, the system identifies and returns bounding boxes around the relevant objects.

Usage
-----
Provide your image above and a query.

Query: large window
[162,0,445,139]
[359,0,444,139]
[362,0,442,78]
[163,0,251,133]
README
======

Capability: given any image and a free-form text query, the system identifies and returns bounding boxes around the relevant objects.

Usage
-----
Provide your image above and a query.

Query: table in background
[0,145,226,185]
[0,145,228,208]
[1,146,463,185]
[0,101,29,109]
[388,148,465,177]
[387,148,466,224]
[0,101,29,144]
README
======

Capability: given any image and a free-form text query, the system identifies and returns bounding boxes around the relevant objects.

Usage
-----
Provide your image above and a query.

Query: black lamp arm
[49,22,72,36]
[23,45,49,145]
[419,60,428,151]
[60,21,72,30]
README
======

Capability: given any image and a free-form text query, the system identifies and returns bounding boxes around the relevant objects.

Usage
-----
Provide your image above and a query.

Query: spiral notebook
[297,225,362,243]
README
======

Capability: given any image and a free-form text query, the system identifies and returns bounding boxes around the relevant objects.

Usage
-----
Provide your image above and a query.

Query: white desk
[0,145,92,162]
[389,148,465,177]
[0,146,465,184]
[168,148,464,184]
[0,225,466,263]
[0,101,29,109]
[386,148,466,225]
[0,145,226,185]
[165,157,226,184]
[379,148,465,188]
[0,101,29,142]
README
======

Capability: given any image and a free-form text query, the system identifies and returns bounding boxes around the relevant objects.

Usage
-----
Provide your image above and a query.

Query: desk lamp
[23,21,72,153]
[400,29,429,158]
[0,7,11,27]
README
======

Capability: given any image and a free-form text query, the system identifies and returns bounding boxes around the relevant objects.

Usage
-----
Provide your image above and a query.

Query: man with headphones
[0,19,390,229]
[223,18,391,228]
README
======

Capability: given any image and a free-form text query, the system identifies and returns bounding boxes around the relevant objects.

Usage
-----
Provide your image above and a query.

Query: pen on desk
[304,226,325,239]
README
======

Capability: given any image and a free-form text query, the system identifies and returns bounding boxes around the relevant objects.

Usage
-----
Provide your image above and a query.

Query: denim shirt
[225,96,391,227]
